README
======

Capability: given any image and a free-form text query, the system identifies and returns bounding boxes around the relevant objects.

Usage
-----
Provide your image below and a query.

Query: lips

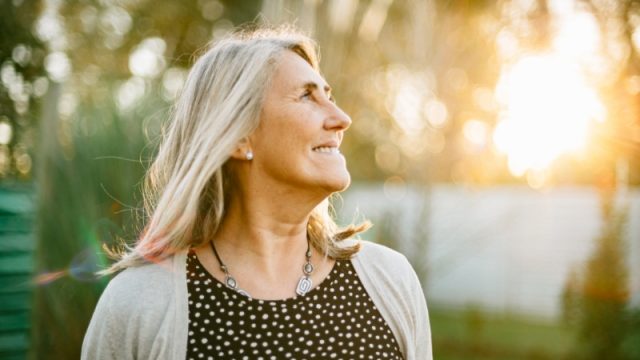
[312,146,340,154]
[312,140,341,154]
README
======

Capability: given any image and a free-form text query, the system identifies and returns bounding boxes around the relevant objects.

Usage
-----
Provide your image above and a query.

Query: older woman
[82,26,432,360]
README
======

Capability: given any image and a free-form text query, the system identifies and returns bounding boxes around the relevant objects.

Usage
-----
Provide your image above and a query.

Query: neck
[211,186,324,281]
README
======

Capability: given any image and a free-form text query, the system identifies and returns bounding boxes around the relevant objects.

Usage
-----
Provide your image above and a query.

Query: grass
[429,306,577,360]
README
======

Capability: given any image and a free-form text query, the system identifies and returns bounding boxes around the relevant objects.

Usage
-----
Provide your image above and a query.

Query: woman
[82,26,432,360]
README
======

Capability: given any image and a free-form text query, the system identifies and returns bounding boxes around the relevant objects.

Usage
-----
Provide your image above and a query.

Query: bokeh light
[44,51,72,82]
[129,37,167,78]
[0,120,12,145]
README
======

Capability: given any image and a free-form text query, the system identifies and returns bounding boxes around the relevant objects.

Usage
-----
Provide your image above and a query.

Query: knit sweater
[81,240,432,359]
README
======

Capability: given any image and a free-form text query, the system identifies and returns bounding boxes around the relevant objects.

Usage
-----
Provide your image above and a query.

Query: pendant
[237,289,252,298]
[303,263,314,275]
[296,276,313,296]
[225,275,252,298]
[225,275,238,290]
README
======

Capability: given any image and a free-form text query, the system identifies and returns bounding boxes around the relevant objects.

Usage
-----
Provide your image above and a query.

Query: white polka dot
[185,258,403,359]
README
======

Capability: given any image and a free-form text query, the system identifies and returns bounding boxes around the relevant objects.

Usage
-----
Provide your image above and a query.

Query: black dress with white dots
[185,249,404,360]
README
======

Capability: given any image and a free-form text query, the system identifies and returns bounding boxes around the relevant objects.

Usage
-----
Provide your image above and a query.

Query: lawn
[429,306,577,360]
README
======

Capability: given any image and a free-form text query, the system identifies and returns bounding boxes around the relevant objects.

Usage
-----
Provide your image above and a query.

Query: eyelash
[302,90,336,103]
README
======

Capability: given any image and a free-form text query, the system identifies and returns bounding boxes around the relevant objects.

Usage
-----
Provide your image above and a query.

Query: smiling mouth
[312,146,341,154]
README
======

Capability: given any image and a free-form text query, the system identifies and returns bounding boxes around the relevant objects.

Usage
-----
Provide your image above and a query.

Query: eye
[301,90,312,100]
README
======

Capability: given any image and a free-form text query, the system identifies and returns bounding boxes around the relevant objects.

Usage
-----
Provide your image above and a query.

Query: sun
[492,53,605,178]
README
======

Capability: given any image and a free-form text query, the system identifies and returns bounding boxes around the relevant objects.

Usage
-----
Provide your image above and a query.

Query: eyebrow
[301,81,332,95]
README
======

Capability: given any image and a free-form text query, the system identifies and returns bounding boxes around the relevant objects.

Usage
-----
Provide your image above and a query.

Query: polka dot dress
[185,249,404,359]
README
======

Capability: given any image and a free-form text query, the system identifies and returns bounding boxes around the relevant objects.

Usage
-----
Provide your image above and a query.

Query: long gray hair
[100,26,370,276]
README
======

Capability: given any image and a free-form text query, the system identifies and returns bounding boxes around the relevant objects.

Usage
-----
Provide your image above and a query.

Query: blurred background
[1,0,639,359]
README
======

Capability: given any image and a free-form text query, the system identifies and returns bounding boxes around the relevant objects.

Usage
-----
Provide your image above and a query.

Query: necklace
[210,239,315,298]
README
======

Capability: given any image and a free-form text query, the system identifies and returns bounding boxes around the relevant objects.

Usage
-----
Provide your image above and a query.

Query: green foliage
[30,96,150,359]
[59,0,258,77]
[561,189,632,360]
[560,267,581,326]
[620,307,640,359]
[0,0,47,179]
[578,199,629,359]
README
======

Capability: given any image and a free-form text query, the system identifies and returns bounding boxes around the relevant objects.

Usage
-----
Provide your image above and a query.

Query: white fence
[339,184,640,320]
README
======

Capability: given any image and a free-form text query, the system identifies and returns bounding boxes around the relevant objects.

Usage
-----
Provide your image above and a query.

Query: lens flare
[33,247,103,285]
[34,270,67,285]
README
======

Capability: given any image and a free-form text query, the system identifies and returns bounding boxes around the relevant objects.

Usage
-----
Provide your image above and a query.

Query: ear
[230,137,253,160]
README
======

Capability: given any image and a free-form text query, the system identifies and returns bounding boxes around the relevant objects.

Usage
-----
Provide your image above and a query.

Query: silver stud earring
[246,151,253,160]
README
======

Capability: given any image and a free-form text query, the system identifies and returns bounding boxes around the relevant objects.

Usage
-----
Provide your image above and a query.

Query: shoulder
[346,240,431,359]
[110,258,175,292]
[351,240,414,277]
[356,240,407,261]
[82,253,188,359]
[101,255,182,313]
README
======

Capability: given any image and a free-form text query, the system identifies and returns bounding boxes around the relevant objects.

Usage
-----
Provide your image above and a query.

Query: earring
[246,151,254,160]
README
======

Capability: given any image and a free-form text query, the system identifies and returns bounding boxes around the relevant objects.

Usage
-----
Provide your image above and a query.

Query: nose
[324,102,352,131]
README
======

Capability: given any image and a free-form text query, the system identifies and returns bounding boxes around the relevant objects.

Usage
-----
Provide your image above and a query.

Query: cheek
[257,124,307,155]
[254,101,325,169]
[258,113,315,153]
[253,126,310,174]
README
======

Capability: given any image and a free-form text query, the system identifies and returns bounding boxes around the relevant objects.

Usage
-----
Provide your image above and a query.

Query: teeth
[313,146,340,154]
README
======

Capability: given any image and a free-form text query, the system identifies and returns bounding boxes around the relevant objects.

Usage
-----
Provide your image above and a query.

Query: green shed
[0,183,35,360]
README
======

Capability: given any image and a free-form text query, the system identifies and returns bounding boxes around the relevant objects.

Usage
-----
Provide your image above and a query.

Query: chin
[324,172,351,193]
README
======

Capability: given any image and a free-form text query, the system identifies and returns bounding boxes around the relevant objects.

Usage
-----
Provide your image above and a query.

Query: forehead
[270,51,328,91]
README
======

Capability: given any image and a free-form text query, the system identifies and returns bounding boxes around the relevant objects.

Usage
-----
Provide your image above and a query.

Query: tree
[0,0,46,180]
[562,182,630,359]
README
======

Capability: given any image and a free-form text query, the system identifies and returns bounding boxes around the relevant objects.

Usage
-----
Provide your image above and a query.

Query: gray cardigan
[81,240,432,359]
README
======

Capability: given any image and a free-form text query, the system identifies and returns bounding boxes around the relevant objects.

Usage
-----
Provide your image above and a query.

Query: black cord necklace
[210,238,315,298]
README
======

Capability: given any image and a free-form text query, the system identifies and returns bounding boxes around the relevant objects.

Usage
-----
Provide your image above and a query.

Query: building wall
[340,184,640,320]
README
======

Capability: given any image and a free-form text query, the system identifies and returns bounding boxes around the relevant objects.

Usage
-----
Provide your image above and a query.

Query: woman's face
[249,51,352,196]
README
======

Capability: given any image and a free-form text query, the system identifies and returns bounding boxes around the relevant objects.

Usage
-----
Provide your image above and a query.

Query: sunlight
[493,54,605,177]
[552,11,601,59]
